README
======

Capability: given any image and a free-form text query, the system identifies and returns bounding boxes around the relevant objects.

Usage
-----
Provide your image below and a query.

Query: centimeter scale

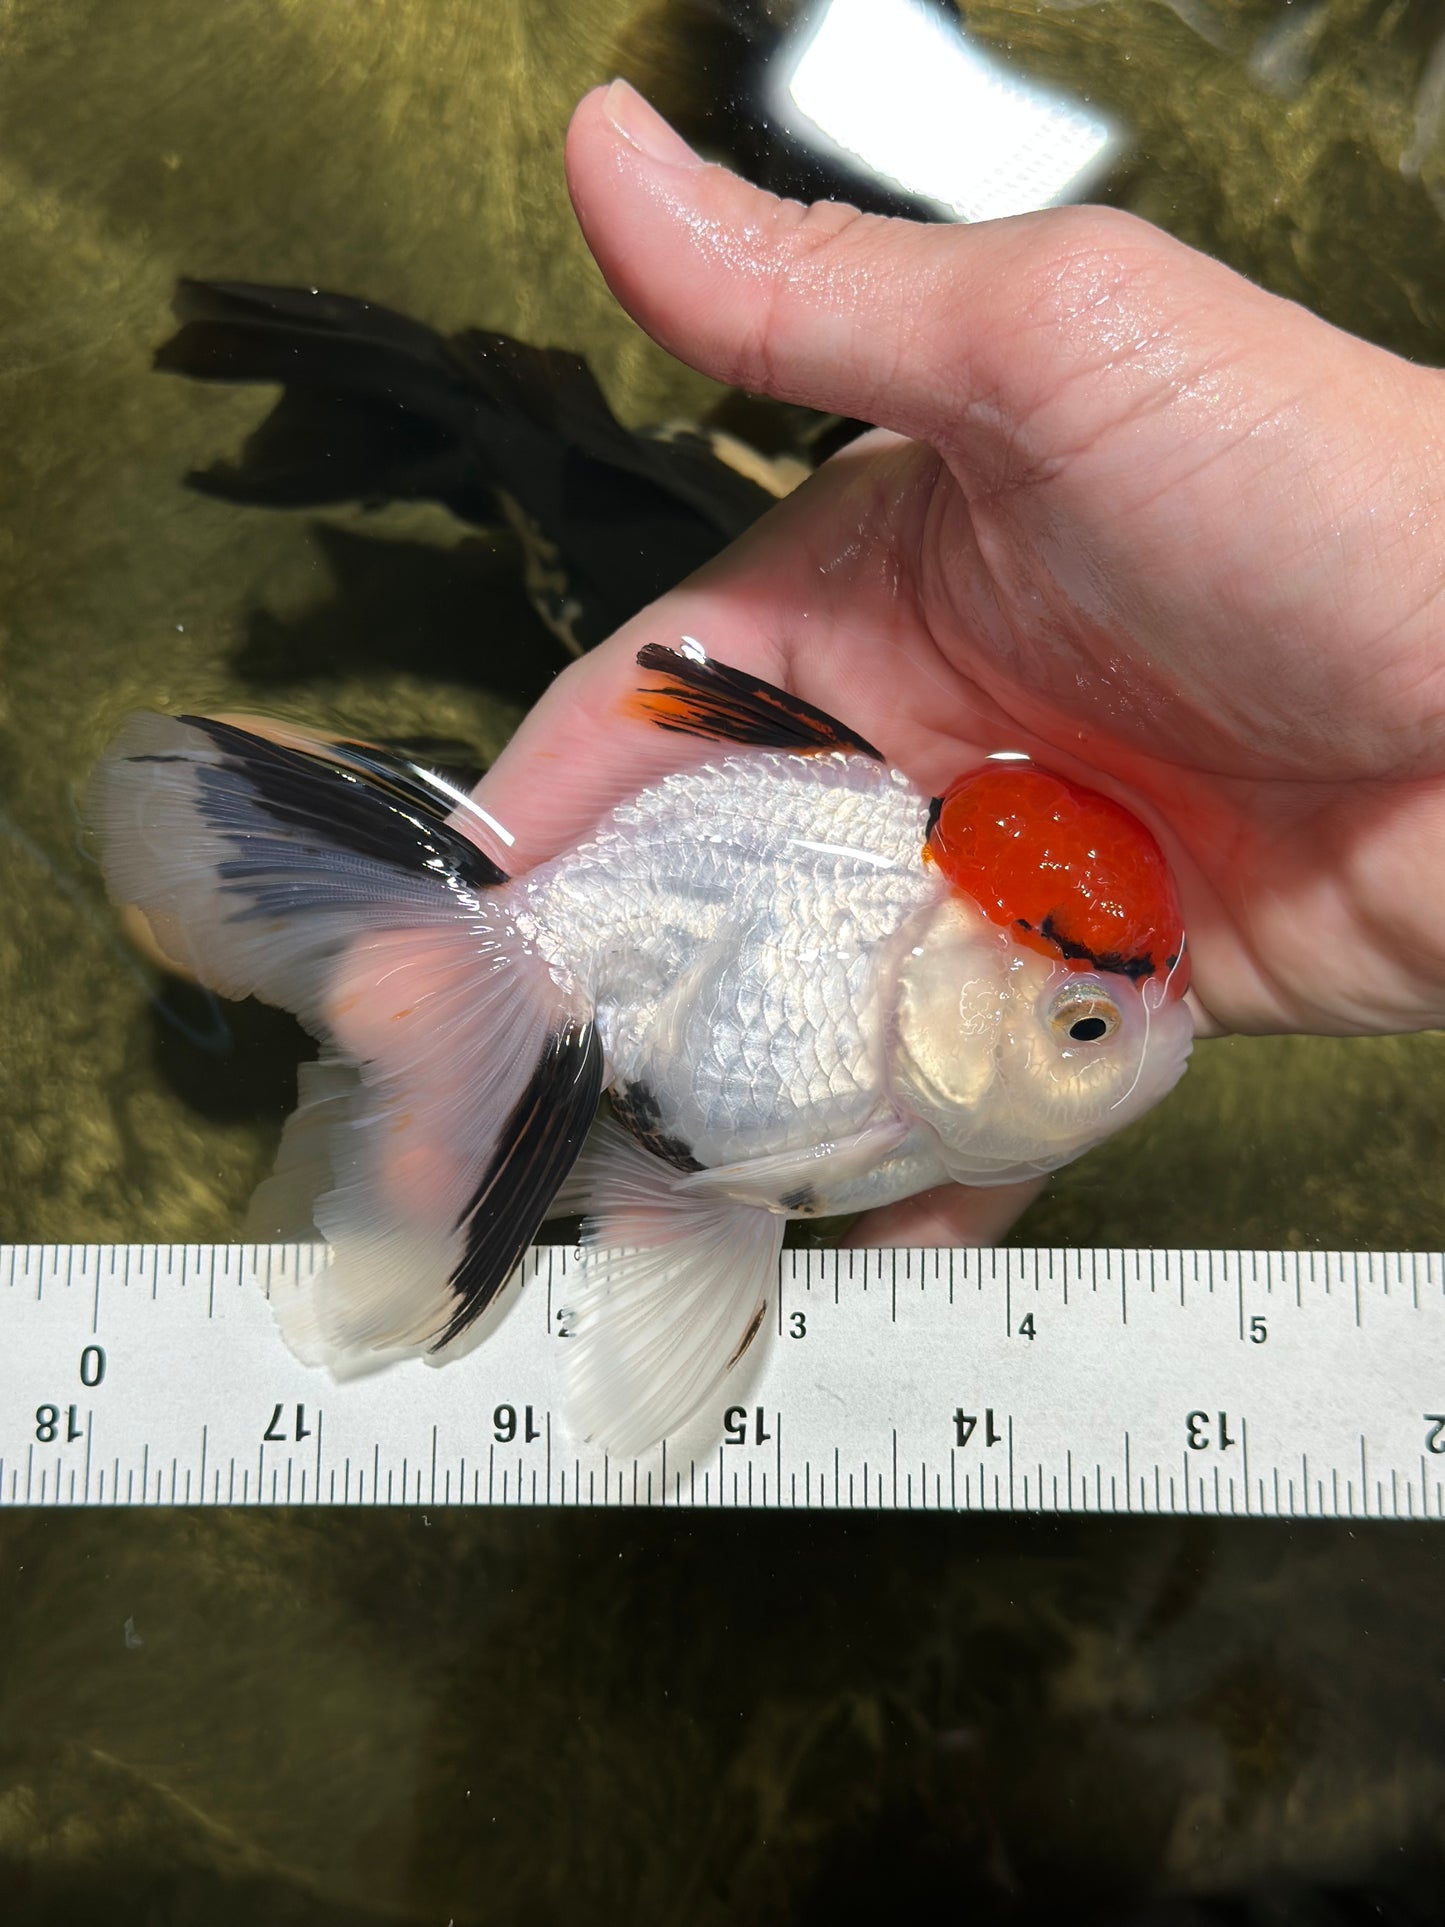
[3,1242,1444,1519]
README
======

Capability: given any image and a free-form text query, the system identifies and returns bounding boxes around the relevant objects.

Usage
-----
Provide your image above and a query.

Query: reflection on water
[1,0,1443,1917]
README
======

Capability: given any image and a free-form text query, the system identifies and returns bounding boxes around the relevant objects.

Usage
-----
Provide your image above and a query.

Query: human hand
[454,82,1445,1242]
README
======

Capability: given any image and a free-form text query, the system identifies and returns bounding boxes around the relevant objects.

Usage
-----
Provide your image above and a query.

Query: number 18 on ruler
[3,1245,1444,1516]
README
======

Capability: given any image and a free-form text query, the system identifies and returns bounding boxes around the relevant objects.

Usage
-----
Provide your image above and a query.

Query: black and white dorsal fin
[631,642,883,759]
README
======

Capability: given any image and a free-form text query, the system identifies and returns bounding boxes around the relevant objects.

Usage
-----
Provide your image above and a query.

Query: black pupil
[1068,1016,1109,1043]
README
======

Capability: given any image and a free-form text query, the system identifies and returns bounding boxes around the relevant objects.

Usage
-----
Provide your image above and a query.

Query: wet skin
[336,81,1445,1248]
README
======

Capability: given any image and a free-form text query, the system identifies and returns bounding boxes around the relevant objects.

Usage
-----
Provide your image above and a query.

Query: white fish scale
[624,854,925,1160]
[525,752,940,1171]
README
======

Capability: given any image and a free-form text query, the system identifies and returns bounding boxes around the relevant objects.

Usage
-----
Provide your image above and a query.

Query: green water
[2,0,1444,1917]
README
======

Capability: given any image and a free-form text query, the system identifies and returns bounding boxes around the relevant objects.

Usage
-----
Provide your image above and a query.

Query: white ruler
[3,1243,1444,1517]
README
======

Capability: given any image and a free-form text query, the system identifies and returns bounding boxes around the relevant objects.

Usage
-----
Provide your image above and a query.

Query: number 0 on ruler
[3,1245,1443,1517]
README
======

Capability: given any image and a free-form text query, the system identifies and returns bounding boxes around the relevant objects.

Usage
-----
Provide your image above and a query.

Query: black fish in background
[157,279,844,656]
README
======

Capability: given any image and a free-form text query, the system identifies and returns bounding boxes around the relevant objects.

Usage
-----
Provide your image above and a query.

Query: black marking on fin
[439,1021,605,1343]
[726,1301,769,1369]
[634,644,882,759]
[610,1082,703,1173]
[178,717,507,895]
[779,1184,819,1215]
[924,795,943,840]
[1039,912,1155,983]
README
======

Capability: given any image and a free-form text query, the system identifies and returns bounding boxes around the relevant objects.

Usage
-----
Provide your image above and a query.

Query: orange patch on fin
[627,644,882,759]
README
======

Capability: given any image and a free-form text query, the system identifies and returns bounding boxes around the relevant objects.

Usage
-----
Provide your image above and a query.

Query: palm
[472,89,1445,1051]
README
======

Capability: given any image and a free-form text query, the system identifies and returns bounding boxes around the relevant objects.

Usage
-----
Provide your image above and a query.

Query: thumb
[565,81,1251,469]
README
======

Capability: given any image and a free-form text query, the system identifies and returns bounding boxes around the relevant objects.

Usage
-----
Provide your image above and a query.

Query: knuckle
[746,198,886,390]
[775,193,873,254]
[1010,204,1181,336]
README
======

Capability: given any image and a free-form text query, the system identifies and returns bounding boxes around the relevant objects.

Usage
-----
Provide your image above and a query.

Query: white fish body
[527,752,940,1195]
[91,644,1191,1451]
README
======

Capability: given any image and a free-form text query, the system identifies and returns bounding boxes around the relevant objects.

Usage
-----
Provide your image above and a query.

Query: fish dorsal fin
[631,643,883,759]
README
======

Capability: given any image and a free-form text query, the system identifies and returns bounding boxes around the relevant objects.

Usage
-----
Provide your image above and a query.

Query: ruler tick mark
[5,1242,1445,1518]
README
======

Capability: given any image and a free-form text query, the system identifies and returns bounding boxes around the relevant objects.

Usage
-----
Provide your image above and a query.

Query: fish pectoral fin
[628,642,883,760]
[561,1121,785,1455]
[673,1117,911,1214]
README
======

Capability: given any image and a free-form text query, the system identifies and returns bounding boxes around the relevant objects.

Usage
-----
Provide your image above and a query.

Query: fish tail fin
[559,1120,784,1454]
[90,713,602,1364]
[155,280,633,524]
[156,279,512,517]
[156,281,783,653]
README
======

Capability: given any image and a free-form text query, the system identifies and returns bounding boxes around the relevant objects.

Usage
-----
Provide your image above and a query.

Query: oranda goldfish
[92,642,1191,1450]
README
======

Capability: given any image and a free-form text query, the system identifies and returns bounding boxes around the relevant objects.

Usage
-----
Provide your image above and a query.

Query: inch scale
[3,1243,1444,1518]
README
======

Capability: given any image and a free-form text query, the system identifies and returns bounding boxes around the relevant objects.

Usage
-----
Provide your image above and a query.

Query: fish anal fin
[561,1121,785,1454]
[627,643,883,760]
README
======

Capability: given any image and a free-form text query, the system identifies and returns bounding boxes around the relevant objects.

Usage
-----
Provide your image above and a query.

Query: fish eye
[1047,982,1121,1045]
